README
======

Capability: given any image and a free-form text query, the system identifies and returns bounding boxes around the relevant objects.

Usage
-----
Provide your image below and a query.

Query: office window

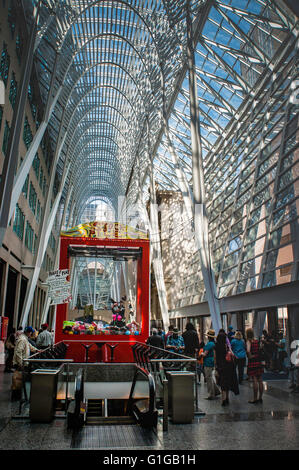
[2,120,10,156]
[39,166,43,189]
[36,200,41,223]
[15,33,23,65]
[9,71,17,109]
[25,221,34,252]
[33,234,38,254]
[22,174,29,198]
[0,42,10,86]
[42,176,46,197]
[28,83,37,121]
[13,204,25,240]
[23,116,33,150]
[7,1,16,38]
[29,182,37,214]
[32,153,40,180]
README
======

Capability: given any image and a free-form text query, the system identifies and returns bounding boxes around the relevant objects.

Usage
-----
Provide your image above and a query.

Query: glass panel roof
[21,0,297,222]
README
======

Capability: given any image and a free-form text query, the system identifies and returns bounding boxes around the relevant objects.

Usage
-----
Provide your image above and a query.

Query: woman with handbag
[246,328,264,404]
[215,331,239,406]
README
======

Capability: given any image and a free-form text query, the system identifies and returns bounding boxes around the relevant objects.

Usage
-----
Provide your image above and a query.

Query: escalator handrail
[74,368,84,417]
[128,365,156,418]
[133,342,197,369]
[29,341,68,360]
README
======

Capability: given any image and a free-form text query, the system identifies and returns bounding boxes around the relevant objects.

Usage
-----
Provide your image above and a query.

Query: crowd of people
[4,323,54,373]
[146,323,299,406]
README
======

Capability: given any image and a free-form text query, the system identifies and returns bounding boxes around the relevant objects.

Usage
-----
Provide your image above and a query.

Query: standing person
[203,329,220,400]
[197,341,205,385]
[15,326,23,340]
[246,328,264,404]
[289,339,299,393]
[13,327,39,370]
[165,325,174,345]
[157,325,165,346]
[4,329,16,372]
[146,328,164,348]
[260,330,272,370]
[215,332,239,406]
[231,331,247,384]
[182,322,200,373]
[227,325,235,343]
[276,332,287,373]
[27,329,37,349]
[166,327,185,354]
[182,322,200,357]
[36,323,53,349]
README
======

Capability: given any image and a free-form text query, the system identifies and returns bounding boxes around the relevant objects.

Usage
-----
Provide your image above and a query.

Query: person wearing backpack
[246,328,264,404]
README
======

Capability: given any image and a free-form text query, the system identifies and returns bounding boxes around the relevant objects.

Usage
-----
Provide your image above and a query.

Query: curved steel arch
[71,149,122,174]
[66,103,134,143]
[57,30,159,116]
[68,134,122,169]
[60,78,146,155]
[29,1,174,224]
[66,120,133,167]
[54,0,162,63]
[67,141,121,189]
[73,183,120,214]
[63,81,143,136]
[72,179,122,206]
[72,33,153,82]
[60,65,145,121]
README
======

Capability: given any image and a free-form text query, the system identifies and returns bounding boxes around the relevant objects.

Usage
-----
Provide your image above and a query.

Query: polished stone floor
[0,364,298,450]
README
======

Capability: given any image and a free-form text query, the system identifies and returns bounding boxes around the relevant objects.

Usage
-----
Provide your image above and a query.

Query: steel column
[20,160,70,328]
[186,0,221,333]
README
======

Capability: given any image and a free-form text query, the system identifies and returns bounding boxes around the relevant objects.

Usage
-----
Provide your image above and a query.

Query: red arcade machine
[54,222,150,363]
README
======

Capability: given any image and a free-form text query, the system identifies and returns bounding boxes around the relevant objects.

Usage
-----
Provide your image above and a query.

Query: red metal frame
[55,236,150,363]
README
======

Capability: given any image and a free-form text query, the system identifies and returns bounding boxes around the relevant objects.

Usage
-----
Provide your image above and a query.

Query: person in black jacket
[146,328,164,348]
[182,322,200,357]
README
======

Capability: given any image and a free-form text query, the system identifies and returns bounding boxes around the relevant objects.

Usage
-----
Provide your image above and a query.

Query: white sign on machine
[46,269,72,305]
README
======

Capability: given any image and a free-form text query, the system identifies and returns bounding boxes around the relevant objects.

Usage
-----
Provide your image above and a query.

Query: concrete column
[252,310,267,339]
[267,308,278,335]
[236,313,245,334]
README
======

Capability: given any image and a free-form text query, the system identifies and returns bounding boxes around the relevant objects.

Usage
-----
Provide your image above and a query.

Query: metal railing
[127,365,158,428]
[131,342,199,428]
[28,341,69,365]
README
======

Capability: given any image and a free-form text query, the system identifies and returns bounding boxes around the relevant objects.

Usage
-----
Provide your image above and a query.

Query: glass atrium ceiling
[22,0,297,220]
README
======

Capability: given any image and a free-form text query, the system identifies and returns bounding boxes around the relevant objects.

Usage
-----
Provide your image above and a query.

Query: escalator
[67,365,158,429]
[85,399,135,425]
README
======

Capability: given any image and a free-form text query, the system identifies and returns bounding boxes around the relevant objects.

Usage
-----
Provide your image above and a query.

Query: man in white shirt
[36,323,54,349]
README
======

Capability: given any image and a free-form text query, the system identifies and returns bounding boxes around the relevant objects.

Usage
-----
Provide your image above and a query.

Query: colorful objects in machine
[62,319,140,336]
